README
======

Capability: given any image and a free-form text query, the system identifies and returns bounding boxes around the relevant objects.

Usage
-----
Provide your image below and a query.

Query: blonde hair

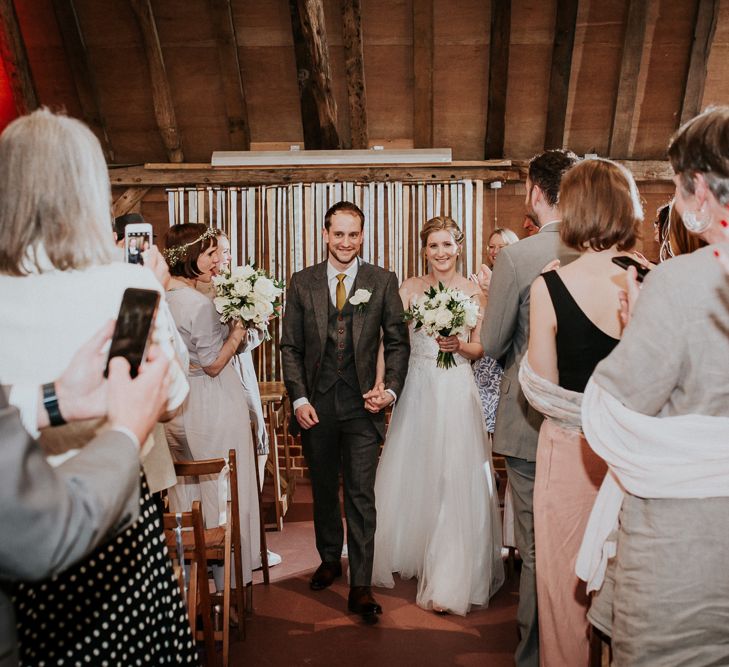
[420,216,464,247]
[489,227,519,246]
[0,108,115,275]
[560,158,643,252]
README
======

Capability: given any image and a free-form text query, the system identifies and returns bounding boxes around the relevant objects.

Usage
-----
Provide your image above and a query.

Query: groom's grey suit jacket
[280,259,410,438]
[481,224,579,461]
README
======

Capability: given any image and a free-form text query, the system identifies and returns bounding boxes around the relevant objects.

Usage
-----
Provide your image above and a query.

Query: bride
[372,215,505,615]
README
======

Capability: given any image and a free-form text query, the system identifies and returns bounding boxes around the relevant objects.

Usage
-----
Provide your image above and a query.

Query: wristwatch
[42,382,67,427]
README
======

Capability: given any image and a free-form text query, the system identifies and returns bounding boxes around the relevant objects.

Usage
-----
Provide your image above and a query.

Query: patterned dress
[472,355,503,433]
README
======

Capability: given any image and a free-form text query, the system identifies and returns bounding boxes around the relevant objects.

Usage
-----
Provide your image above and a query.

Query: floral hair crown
[163,227,217,267]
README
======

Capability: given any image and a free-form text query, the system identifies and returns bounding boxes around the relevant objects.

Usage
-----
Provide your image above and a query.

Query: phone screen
[105,288,160,378]
[125,231,152,265]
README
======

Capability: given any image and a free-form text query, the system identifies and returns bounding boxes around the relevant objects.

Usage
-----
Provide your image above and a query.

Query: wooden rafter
[107,159,672,187]
[341,0,368,149]
[0,0,38,114]
[544,0,579,150]
[52,0,114,161]
[412,0,433,148]
[112,186,150,217]
[130,0,184,162]
[484,0,511,158]
[208,0,250,150]
[288,0,340,150]
[609,0,649,158]
[680,0,719,127]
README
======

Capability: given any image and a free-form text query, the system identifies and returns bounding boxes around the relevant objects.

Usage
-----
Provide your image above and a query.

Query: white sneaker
[266,550,282,567]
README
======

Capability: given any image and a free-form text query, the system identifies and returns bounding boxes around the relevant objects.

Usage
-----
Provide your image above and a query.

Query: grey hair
[0,108,115,275]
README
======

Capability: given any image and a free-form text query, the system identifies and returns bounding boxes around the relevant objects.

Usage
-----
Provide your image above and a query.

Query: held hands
[363,382,394,413]
[436,335,461,354]
[295,403,319,430]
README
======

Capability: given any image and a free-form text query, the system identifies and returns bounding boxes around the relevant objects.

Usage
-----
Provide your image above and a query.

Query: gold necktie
[336,273,347,311]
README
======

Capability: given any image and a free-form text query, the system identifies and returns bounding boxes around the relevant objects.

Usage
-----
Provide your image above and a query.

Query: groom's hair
[324,201,365,231]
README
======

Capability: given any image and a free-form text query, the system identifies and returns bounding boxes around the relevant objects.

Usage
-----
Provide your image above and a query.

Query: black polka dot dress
[12,473,199,666]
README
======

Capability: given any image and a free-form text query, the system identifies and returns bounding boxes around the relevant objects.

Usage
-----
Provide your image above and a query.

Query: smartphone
[104,288,160,378]
[124,222,153,265]
[611,256,651,283]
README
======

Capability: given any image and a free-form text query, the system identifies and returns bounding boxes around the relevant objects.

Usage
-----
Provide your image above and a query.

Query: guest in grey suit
[481,150,578,667]
[281,201,410,624]
[0,325,171,667]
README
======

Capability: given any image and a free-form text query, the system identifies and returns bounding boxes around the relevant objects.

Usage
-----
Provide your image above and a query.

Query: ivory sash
[577,378,729,592]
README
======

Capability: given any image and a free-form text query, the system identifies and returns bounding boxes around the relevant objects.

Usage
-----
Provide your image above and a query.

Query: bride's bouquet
[405,282,480,369]
[212,264,284,339]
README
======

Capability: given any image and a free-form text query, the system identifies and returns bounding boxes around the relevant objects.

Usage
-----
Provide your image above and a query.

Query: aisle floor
[229,482,520,666]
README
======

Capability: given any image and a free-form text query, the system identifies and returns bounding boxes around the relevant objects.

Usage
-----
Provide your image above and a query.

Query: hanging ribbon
[174,512,188,610]
[217,458,231,526]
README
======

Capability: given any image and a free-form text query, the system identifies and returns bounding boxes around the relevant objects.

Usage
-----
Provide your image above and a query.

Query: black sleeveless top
[542,270,620,392]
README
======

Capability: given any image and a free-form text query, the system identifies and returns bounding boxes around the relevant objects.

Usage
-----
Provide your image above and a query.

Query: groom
[280,201,410,624]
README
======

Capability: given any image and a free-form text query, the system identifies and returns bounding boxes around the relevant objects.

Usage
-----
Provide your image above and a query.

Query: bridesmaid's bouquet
[405,283,480,369]
[212,264,284,339]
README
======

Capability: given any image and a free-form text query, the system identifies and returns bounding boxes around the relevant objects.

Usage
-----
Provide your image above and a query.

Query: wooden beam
[208,0,250,150]
[341,0,368,149]
[112,186,150,217]
[609,0,649,158]
[130,0,184,162]
[680,0,719,127]
[51,0,114,161]
[0,0,38,114]
[288,0,340,149]
[544,0,579,150]
[484,0,511,158]
[412,0,433,148]
[109,162,521,187]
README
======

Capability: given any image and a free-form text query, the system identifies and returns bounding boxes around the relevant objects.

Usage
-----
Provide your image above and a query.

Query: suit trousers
[505,455,539,667]
[301,382,380,587]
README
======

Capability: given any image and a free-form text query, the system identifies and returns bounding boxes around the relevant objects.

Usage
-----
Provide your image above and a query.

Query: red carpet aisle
[230,482,519,666]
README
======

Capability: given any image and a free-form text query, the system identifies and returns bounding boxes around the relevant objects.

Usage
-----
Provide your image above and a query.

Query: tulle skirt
[372,355,505,615]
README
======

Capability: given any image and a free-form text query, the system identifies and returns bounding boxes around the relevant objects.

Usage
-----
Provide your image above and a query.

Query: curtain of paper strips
[167,181,488,381]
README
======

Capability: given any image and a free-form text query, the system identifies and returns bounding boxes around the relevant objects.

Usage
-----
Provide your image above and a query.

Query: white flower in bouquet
[232,265,256,280]
[233,278,252,298]
[404,282,480,369]
[252,276,279,301]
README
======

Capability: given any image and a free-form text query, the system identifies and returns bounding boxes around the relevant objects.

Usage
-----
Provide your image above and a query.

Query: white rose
[213,296,228,314]
[239,304,257,321]
[233,278,252,298]
[253,276,277,301]
[423,308,437,325]
[434,309,453,330]
[349,288,372,306]
[254,299,274,318]
[232,265,256,280]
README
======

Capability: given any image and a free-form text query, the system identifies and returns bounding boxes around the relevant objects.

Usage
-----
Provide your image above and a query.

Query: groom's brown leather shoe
[348,586,382,624]
[309,561,342,591]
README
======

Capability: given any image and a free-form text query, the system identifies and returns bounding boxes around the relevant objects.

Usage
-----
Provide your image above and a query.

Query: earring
[682,204,711,234]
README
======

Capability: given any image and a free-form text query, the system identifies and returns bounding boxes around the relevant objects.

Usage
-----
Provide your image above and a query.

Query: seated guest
[0,108,195,665]
[577,106,729,666]
[0,326,179,665]
[522,158,642,666]
[163,224,261,587]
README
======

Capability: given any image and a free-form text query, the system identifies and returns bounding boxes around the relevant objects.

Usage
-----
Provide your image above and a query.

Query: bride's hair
[420,216,464,247]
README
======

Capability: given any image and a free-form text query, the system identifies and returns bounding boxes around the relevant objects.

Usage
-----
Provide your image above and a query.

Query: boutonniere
[349,288,372,312]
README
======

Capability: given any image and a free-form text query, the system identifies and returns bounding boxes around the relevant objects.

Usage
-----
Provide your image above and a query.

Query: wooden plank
[544,0,579,149]
[208,0,250,150]
[680,0,719,126]
[412,0,433,148]
[129,0,184,162]
[288,0,340,149]
[0,0,38,113]
[109,163,523,187]
[484,0,511,158]
[609,0,649,158]
[51,0,114,161]
[341,0,368,149]
[112,186,150,217]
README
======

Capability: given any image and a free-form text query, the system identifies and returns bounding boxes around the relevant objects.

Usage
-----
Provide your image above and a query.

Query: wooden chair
[162,501,216,667]
[173,451,247,667]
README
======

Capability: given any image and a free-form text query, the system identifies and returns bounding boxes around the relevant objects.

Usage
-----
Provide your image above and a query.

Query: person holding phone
[523,158,643,666]
[163,223,261,590]
[0,109,195,665]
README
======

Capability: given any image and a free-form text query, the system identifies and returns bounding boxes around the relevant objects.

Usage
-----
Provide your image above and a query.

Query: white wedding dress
[372,324,505,615]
